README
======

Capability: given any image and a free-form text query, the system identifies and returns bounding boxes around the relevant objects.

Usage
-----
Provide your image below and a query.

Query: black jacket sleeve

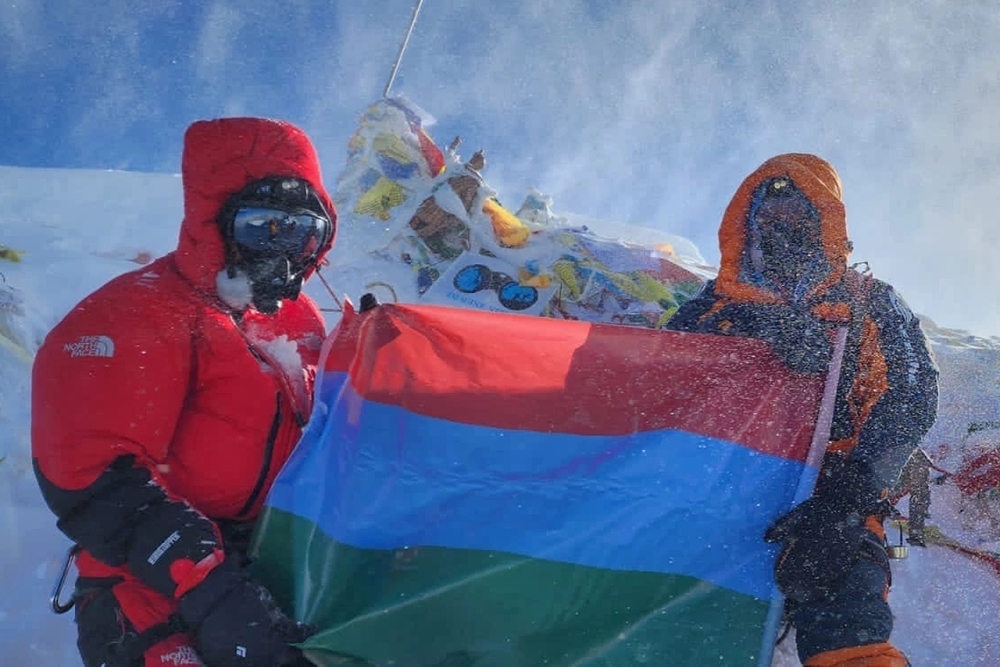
[663,280,834,374]
[848,280,940,490]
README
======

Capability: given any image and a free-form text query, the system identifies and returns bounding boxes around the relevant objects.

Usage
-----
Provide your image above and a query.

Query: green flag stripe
[252,508,771,666]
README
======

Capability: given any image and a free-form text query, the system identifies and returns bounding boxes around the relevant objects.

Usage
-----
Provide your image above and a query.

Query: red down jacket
[31,117,336,602]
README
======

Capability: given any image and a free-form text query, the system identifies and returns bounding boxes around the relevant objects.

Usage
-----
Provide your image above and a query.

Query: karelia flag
[251,302,843,667]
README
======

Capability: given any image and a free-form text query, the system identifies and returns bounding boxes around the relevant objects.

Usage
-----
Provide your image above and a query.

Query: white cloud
[369,1,1000,334]
[194,2,243,85]
[4,1,1000,334]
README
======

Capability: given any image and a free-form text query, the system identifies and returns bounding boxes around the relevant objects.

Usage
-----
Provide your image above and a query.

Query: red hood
[175,117,337,293]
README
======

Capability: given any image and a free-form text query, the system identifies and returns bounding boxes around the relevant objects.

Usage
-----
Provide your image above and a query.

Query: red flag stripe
[324,304,824,462]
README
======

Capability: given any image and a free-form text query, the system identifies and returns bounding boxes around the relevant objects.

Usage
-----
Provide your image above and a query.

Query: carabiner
[50,543,82,614]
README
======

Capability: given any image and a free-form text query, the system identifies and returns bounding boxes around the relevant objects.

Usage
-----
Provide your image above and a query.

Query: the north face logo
[64,335,115,358]
[157,644,203,665]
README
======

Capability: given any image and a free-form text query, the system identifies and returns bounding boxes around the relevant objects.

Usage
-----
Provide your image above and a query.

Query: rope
[916,523,1000,579]
[315,268,343,312]
[364,281,399,303]
[928,460,955,477]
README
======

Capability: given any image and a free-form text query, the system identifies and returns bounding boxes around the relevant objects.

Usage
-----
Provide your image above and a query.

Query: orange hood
[715,153,849,306]
[174,117,337,293]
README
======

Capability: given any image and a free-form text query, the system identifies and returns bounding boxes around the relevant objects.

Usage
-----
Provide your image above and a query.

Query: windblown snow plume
[1,105,1000,664]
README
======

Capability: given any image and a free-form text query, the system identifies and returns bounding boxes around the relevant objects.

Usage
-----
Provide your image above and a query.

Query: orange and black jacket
[666,154,939,501]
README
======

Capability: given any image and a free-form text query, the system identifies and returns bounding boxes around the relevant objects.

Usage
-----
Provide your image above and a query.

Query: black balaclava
[748,177,825,301]
[217,177,332,315]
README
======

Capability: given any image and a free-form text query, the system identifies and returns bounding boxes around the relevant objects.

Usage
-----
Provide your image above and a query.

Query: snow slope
[2,153,1000,665]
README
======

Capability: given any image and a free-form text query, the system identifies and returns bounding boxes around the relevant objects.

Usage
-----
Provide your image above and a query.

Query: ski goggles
[230,207,331,264]
[453,263,538,311]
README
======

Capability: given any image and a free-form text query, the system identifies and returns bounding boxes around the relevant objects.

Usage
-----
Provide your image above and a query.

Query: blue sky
[3,1,1000,336]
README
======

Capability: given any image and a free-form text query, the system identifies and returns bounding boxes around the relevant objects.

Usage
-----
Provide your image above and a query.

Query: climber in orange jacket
[665,154,939,666]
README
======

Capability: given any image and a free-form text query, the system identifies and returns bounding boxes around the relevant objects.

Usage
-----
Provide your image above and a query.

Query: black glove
[764,457,886,603]
[178,559,316,667]
[708,303,832,374]
[754,305,832,374]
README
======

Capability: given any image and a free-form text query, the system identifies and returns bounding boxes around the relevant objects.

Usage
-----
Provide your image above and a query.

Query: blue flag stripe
[267,372,816,601]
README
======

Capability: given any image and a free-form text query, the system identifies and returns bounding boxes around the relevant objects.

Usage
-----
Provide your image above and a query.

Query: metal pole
[383,0,426,99]
[758,325,849,667]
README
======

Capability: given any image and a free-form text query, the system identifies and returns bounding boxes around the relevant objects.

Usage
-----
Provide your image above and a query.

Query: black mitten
[706,303,833,374]
[764,495,869,602]
[764,457,886,603]
[178,559,316,667]
[755,305,832,374]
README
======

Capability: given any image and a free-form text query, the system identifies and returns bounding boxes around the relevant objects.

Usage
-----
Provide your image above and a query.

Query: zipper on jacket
[238,391,283,518]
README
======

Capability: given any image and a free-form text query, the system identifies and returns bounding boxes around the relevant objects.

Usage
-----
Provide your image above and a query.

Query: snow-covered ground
[3,136,1000,664]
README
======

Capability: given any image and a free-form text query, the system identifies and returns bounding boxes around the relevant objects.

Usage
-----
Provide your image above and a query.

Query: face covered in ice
[748,177,825,299]
[218,177,333,314]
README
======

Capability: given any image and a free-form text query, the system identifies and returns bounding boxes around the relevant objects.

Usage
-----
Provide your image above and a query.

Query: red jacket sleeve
[32,275,224,598]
